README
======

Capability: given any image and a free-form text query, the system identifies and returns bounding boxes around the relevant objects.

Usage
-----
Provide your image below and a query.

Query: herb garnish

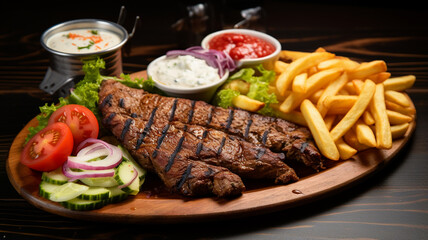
[78,40,95,50]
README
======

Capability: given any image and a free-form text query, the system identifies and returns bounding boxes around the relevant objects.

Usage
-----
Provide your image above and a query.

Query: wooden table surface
[1,1,427,239]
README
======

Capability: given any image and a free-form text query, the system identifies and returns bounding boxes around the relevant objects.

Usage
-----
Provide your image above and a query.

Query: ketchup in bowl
[208,33,276,60]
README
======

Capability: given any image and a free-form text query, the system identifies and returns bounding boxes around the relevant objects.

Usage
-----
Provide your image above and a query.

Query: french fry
[348,60,387,80]
[272,48,415,161]
[292,72,307,93]
[228,80,250,94]
[330,80,376,142]
[276,52,335,96]
[352,79,364,94]
[369,83,392,149]
[386,109,413,124]
[300,99,339,160]
[274,60,289,74]
[384,90,411,107]
[385,100,416,116]
[323,95,358,115]
[383,75,416,91]
[318,59,341,70]
[232,95,265,112]
[279,50,311,62]
[363,111,375,125]
[338,88,350,95]
[315,47,327,53]
[354,119,377,147]
[309,89,324,104]
[343,81,358,95]
[343,130,372,151]
[317,58,359,71]
[307,66,318,76]
[271,103,307,126]
[367,72,391,83]
[336,138,358,160]
[391,123,410,139]
[316,72,349,117]
[279,68,342,113]
[279,92,305,113]
[305,68,343,93]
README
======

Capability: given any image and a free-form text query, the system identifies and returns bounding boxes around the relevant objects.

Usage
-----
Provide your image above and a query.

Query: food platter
[6,70,416,224]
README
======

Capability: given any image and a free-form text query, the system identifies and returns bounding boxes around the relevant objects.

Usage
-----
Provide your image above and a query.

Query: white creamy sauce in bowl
[46,29,121,54]
[150,55,220,88]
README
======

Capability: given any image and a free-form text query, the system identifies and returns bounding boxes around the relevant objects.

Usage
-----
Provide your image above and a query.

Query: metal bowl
[40,19,129,96]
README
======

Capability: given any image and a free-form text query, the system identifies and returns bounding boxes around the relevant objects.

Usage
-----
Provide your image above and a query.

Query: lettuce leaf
[25,98,68,143]
[213,89,240,108]
[116,73,164,96]
[214,64,278,116]
[25,58,158,143]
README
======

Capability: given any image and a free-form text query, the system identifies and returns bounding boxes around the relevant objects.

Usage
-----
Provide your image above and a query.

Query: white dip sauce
[47,29,121,54]
[150,55,220,88]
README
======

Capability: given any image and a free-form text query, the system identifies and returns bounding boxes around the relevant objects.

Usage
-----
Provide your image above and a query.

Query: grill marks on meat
[181,100,323,170]
[104,109,245,197]
[174,123,298,184]
[99,80,310,197]
[101,80,324,170]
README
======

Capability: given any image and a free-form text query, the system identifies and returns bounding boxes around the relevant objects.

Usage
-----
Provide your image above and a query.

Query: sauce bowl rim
[200,28,282,64]
[40,18,129,57]
[147,55,229,94]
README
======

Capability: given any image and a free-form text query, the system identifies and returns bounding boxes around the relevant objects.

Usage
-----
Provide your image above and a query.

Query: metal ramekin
[39,19,129,96]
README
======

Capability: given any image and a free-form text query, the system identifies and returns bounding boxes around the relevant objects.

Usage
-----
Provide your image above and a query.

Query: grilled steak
[104,111,245,197]
[100,79,324,170]
[99,80,299,197]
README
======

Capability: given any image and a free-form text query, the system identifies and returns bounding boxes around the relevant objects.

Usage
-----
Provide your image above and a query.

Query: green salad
[213,64,278,116]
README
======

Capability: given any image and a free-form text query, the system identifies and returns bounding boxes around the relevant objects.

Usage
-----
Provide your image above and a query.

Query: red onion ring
[62,162,115,182]
[166,46,236,77]
[76,138,113,154]
[66,138,122,170]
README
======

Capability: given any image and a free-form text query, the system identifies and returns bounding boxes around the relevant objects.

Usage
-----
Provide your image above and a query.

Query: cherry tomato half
[48,104,99,147]
[20,122,74,171]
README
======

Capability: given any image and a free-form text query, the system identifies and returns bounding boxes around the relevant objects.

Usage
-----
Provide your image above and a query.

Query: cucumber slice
[107,186,129,203]
[78,187,111,201]
[118,145,147,179]
[79,176,118,187]
[41,168,69,185]
[48,182,89,202]
[61,198,106,211]
[114,161,140,195]
[39,181,60,199]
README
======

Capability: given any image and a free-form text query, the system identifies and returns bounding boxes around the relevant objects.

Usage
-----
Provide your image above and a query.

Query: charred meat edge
[101,80,324,170]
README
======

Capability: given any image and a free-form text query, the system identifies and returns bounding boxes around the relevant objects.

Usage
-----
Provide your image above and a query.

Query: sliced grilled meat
[103,109,245,197]
[99,80,299,197]
[100,79,324,170]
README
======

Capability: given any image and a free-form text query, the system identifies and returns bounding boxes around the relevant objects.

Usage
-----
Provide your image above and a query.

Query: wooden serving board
[6,71,416,223]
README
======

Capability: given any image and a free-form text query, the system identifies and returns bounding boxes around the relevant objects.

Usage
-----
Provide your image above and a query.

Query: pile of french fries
[227,48,416,161]
[272,48,416,160]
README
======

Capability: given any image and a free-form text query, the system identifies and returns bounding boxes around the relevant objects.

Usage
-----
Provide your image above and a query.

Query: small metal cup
[40,19,130,96]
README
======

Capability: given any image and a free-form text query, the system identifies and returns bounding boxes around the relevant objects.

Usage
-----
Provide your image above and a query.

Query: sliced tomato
[20,122,74,171]
[48,104,99,147]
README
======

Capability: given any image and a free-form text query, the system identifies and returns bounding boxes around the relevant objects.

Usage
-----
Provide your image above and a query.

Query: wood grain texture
[6,91,416,223]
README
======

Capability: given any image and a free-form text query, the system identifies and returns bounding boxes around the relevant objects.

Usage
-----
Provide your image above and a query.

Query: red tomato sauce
[208,33,276,60]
